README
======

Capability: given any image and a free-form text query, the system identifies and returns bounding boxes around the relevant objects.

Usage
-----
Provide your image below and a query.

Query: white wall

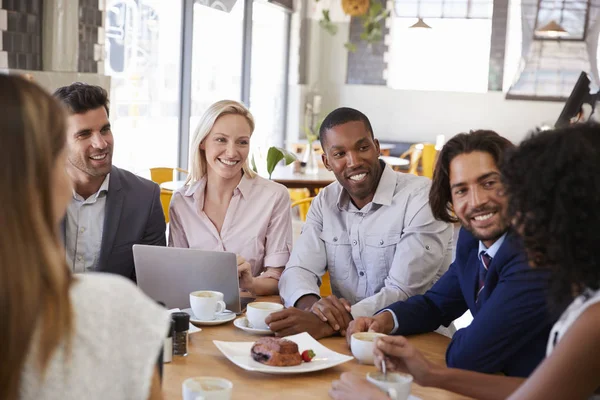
[300,9,566,144]
[335,85,564,144]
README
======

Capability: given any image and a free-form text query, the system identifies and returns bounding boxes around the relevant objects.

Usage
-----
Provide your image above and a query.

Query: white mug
[246,302,283,330]
[190,291,226,321]
[182,377,233,400]
[366,371,413,400]
[350,332,387,365]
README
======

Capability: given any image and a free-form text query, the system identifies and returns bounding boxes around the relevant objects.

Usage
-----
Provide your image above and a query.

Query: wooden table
[270,166,336,196]
[379,143,395,157]
[163,299,471,400]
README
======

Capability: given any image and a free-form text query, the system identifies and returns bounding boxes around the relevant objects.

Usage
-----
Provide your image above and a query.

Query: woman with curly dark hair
[328,124,600,400]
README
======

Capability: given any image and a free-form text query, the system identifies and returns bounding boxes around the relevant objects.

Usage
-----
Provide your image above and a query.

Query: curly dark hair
[53,82,110,116]
[502,123,600,306]
[430,130,514,223]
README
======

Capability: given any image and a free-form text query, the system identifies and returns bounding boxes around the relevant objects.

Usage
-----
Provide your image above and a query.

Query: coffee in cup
[246,302,283,330]
[367,371,413,400]
[190,291,226,320]
[350,332,387,364]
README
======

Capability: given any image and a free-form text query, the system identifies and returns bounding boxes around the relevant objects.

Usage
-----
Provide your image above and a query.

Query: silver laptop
[133,245,242,312]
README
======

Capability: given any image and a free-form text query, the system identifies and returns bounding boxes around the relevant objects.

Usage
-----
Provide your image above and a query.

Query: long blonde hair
[0,75,73,399]
[187,100,256,184]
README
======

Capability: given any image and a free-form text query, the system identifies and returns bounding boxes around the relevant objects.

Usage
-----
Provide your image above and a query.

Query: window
[386,18,492,93]
[505,0,598,99]
[105,0,183,173]
[249,1,290,152]
[189,1,245,140]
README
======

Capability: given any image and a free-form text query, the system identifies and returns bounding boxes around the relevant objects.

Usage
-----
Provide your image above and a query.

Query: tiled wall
[0,0,43,70]
[79,0,103,73]
[345,0,388,85]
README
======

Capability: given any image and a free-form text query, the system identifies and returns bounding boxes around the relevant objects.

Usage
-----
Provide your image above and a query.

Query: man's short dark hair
[319,107,374,147]
[430,130,514,223]
[53,82,110,116]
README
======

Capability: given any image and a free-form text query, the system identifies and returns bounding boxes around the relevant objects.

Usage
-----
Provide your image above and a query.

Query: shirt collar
[337,161,395,210]
[478,231,508,260]
[72,173,110,201]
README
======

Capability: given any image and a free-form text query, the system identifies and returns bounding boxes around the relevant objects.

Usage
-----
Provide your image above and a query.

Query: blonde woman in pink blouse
[168,100,292,295]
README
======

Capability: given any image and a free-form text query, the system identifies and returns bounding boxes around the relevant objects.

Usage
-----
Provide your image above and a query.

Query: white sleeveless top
[547,288,600,400]
[19,274,170,400]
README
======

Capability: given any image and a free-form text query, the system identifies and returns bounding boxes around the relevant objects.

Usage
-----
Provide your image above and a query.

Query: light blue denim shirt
[478,232,507,260]
[65,174,110,273]
[279,165,454,318]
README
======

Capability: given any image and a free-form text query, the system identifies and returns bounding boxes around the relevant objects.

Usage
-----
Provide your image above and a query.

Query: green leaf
[266,146,297,179]
[319,9,338,35]
[251,153,257,173]
[344,42,358,52]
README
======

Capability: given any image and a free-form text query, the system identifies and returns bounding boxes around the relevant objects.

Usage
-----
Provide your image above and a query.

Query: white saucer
[233,316,274,335]
[182,308,236,326]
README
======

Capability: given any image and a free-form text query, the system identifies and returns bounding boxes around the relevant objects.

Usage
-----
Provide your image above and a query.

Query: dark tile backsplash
[1,0,43,70]
[345,0,389,85]
[79,0,102,73]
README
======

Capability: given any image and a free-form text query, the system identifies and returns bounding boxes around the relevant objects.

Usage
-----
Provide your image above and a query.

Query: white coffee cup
[367,371,413,400]
[190,291,226,321]
[350,332,387,365]
[182,377,233,400]
[246,302,284,330]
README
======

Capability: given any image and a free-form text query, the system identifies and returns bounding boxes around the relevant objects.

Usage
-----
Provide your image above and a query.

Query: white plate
[182,308,236,326]
[233,317,274,335]
[213,332,353,374]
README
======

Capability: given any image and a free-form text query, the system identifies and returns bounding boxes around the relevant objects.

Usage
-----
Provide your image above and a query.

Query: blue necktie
[477,252,492,301]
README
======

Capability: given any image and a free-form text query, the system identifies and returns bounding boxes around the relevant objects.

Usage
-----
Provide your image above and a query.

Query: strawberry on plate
[301,349,315,362]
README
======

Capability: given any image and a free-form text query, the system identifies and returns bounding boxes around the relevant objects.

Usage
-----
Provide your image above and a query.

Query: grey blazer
[63,166,167,281]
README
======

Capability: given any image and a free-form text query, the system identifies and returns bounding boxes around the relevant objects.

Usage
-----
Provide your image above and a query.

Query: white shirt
[19,274,170,400]
[546,287,600,400]
[65,174,110,273]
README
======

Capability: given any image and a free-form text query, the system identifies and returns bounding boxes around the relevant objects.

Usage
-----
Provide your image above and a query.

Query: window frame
[175,0,292,170]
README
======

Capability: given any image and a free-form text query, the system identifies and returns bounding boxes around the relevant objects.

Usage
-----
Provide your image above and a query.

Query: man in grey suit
[54,82,166,281]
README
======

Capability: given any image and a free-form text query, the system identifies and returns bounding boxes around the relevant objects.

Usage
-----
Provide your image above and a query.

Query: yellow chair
[160,189,173,224]
[149,167,189,185]
[290,196,332,297]
[289,191,311,221]
[149,167,189,223]
[399,143,437,178]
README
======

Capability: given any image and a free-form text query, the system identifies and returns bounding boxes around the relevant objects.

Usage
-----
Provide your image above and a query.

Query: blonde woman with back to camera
[168,100,292,296]
[0,75,170,400]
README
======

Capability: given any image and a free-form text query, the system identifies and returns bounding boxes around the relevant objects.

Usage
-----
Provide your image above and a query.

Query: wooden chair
[149,167,189,223]
[399,143,437,178]
[290,196,332,297]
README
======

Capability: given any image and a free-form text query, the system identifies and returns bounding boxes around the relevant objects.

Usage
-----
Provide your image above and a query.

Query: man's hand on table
[346,312,395,345]
[265,308,336,339]
[329,372,389,400]
[310,295,353,336]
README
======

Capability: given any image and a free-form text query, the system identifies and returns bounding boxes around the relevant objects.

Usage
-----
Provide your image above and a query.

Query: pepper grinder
[171,312,190,357]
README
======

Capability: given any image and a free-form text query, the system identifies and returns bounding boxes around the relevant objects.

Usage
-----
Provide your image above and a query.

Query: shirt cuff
[263,250,290,268]
[375,309,399,334]
[256,267,283,281]
[285,288,321,309]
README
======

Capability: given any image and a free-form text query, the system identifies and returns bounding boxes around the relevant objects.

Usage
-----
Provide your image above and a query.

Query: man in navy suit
[347,130,553,377]
[54,83,166,282]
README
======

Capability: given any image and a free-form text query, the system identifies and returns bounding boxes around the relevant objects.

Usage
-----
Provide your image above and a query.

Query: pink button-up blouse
[168,174,292,280]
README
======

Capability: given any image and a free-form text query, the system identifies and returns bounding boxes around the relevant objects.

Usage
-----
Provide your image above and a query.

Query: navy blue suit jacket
[386,228,553,377]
